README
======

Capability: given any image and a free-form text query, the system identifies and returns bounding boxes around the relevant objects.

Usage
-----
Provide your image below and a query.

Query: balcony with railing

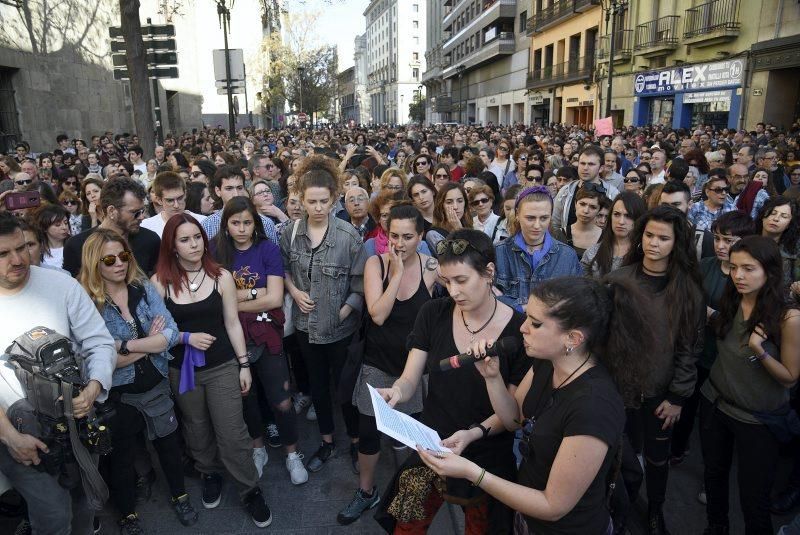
[526,0,599,35]
[442,31,516,78]
[597,30,633,63]
[444,0,516,34]
[526,55,594,89]
[683,0,740,47]
[634,15,679,57]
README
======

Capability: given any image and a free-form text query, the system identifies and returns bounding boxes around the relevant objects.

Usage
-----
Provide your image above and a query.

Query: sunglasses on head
[435,238,485,258]
[99,250,133,266]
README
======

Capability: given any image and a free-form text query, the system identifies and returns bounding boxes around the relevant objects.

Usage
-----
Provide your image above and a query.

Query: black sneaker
[266,423,282,448]
[350,442,360,474]
[135,469,156,503]
[118,513,143,535]
[245,488,273,528]
[306,441,336,473]
[201,473,223,509]
[337,486,380,525]
[171,494,199,526]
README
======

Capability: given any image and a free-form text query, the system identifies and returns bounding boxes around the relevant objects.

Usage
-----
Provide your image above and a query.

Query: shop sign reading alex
[634,59,744,96]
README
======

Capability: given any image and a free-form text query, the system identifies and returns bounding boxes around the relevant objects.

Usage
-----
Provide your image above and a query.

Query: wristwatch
[119,340,130,356]
[250,288,258,300]
[468,423,490,440]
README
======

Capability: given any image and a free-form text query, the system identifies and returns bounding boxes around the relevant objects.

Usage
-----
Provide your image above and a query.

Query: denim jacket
[100,281,179,387]
[280,215,367,344]
[494,235,583,311]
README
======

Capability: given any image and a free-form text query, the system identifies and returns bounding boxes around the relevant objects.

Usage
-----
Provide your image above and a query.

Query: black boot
[771,485,800,514]
[647,505,670,535]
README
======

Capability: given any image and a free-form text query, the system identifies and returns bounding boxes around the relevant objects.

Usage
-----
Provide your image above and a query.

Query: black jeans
[671,365,710,459]
[242,351,299,446]
[284,332,310,394]
[700,396,779,534]
[295,330,359,439]
[108,398,185,516]
[630,396,672,507]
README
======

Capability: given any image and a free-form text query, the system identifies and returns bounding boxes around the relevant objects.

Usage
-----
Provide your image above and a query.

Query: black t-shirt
[519,360,624,535]
[63,227,161,277]
[406,298,531,466]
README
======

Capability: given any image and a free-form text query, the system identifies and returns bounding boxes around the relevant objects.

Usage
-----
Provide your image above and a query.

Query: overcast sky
[287,0,370,72]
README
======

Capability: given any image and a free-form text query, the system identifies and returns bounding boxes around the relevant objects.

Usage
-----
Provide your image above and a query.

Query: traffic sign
[113,67,179,81]
[298,112,308,122]
[109,25,175,39]
[111,38,176,53]
[215,80,244,88]
[112,52,177,67]
[217,86,245,95]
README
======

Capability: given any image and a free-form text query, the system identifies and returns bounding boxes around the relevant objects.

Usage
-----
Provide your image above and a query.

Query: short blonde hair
[78,228,146,310]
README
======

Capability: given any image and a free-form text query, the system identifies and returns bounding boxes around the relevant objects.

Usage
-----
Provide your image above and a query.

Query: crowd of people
[0,118,799,535]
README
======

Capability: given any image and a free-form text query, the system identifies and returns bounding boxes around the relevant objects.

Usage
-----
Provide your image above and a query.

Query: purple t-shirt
[230,240,284,290]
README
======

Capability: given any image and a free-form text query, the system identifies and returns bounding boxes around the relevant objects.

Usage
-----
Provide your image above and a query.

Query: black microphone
[438,337,521,372]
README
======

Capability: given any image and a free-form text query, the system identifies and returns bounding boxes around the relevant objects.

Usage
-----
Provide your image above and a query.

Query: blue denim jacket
[494,235,583,311]
[100,281,179,387]
[280,215,367,344]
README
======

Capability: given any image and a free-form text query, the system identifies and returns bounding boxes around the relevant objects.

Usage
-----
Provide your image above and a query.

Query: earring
[565,346,573,355]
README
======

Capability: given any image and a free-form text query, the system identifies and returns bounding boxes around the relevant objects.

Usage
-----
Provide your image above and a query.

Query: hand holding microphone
[438,337,521,373]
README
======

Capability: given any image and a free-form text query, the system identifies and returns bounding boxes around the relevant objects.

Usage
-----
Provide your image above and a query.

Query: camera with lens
[4,327,114,488]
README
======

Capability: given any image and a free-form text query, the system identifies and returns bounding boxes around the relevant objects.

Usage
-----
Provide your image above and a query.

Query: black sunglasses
[526,175,543,182]
[191,171,205,178]
[62,200,78,206]
[15,179,32,186]
[582,182,606,195]
[623,177,639,183]
[470,197,491,207]
[435,238,484,258]
[708,187,730,194]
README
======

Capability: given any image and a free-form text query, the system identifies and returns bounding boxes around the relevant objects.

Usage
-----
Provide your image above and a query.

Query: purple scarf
[179,332,206,394]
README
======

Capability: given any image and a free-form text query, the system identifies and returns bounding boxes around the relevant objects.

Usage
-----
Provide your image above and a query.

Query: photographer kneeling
[0,212,116,535]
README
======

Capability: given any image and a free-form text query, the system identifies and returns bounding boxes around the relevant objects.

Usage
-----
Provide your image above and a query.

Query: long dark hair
[715,236,794,345]
[214,196,267,270]
[530,276,656,404]
[625,205,703,336]
[754,196,799,256]
[590,192,646,277]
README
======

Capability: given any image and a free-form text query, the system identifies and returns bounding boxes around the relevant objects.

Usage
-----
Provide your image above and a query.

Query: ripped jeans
[242,350,298,446]
[631,396,673,507]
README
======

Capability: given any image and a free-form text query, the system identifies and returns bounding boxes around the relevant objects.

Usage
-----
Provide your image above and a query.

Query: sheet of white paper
[368,384,452,453]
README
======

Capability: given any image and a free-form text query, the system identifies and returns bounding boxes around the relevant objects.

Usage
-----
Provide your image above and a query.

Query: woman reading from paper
[375,228,529,534]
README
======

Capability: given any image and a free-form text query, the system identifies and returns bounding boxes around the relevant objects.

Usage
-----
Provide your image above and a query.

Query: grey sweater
[0,266,116,410]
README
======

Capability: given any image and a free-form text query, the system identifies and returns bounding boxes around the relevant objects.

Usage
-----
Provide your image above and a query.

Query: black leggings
[241,351,299,446]
[700,397,779,533]
[284,333,310,394]
[358,411,421,455]
[108,398,185,516]
[671,365,710,458]
[295,330,359,439]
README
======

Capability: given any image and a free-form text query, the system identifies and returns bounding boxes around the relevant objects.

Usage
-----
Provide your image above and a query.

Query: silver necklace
[187,269,205,292]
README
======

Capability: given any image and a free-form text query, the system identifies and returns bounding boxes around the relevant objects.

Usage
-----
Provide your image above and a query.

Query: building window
[413,36,419,45]
[413,52,419,61]
[520,11,527,33]
[413,68,419,79]
[412,3,419,12]
[413,20,418,29]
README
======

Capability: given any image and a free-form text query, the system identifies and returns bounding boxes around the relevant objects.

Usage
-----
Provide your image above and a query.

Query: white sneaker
[286,452,308,485]
[253,447,268,478]
[306,404,317,421]
[293,393,311,414]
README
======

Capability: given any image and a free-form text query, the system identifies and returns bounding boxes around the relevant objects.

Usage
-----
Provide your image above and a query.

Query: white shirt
[141,210,206,238]
[649,169,666,185]
[42,246,64,270]
[132,161,148,176]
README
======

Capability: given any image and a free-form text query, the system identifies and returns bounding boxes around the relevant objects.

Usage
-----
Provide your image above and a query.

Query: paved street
[2,412,795,534]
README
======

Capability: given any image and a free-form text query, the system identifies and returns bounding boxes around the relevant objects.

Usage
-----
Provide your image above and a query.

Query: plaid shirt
[202,210,278,244]
[688,198,736,232]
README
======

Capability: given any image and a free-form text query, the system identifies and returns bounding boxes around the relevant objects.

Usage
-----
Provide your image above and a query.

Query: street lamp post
[297,66,305,125]
[456,64,465,125]
[603,0,627,119]
[216,0,236,138]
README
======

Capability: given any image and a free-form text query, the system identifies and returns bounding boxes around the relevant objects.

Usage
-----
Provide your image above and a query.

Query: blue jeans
[0,444,94,535]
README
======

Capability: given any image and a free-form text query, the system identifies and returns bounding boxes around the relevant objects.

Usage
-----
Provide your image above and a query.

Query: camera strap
[62,381,108,510]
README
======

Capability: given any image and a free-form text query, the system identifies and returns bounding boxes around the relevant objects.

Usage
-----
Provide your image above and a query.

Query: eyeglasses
[254,189,272,197]
[15,179,32,186]
[470,197,491,207]
[64,180,77,186]
[99,250,133,266]
[62,200,78,206]
[130,208,146,219]
[623,177,640,183]
[257,164,275,170]
[436,238,483,257]
[582,182,607,195]
[434,173,449,179]
[191,171,205,178]
[707,187,730,194]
